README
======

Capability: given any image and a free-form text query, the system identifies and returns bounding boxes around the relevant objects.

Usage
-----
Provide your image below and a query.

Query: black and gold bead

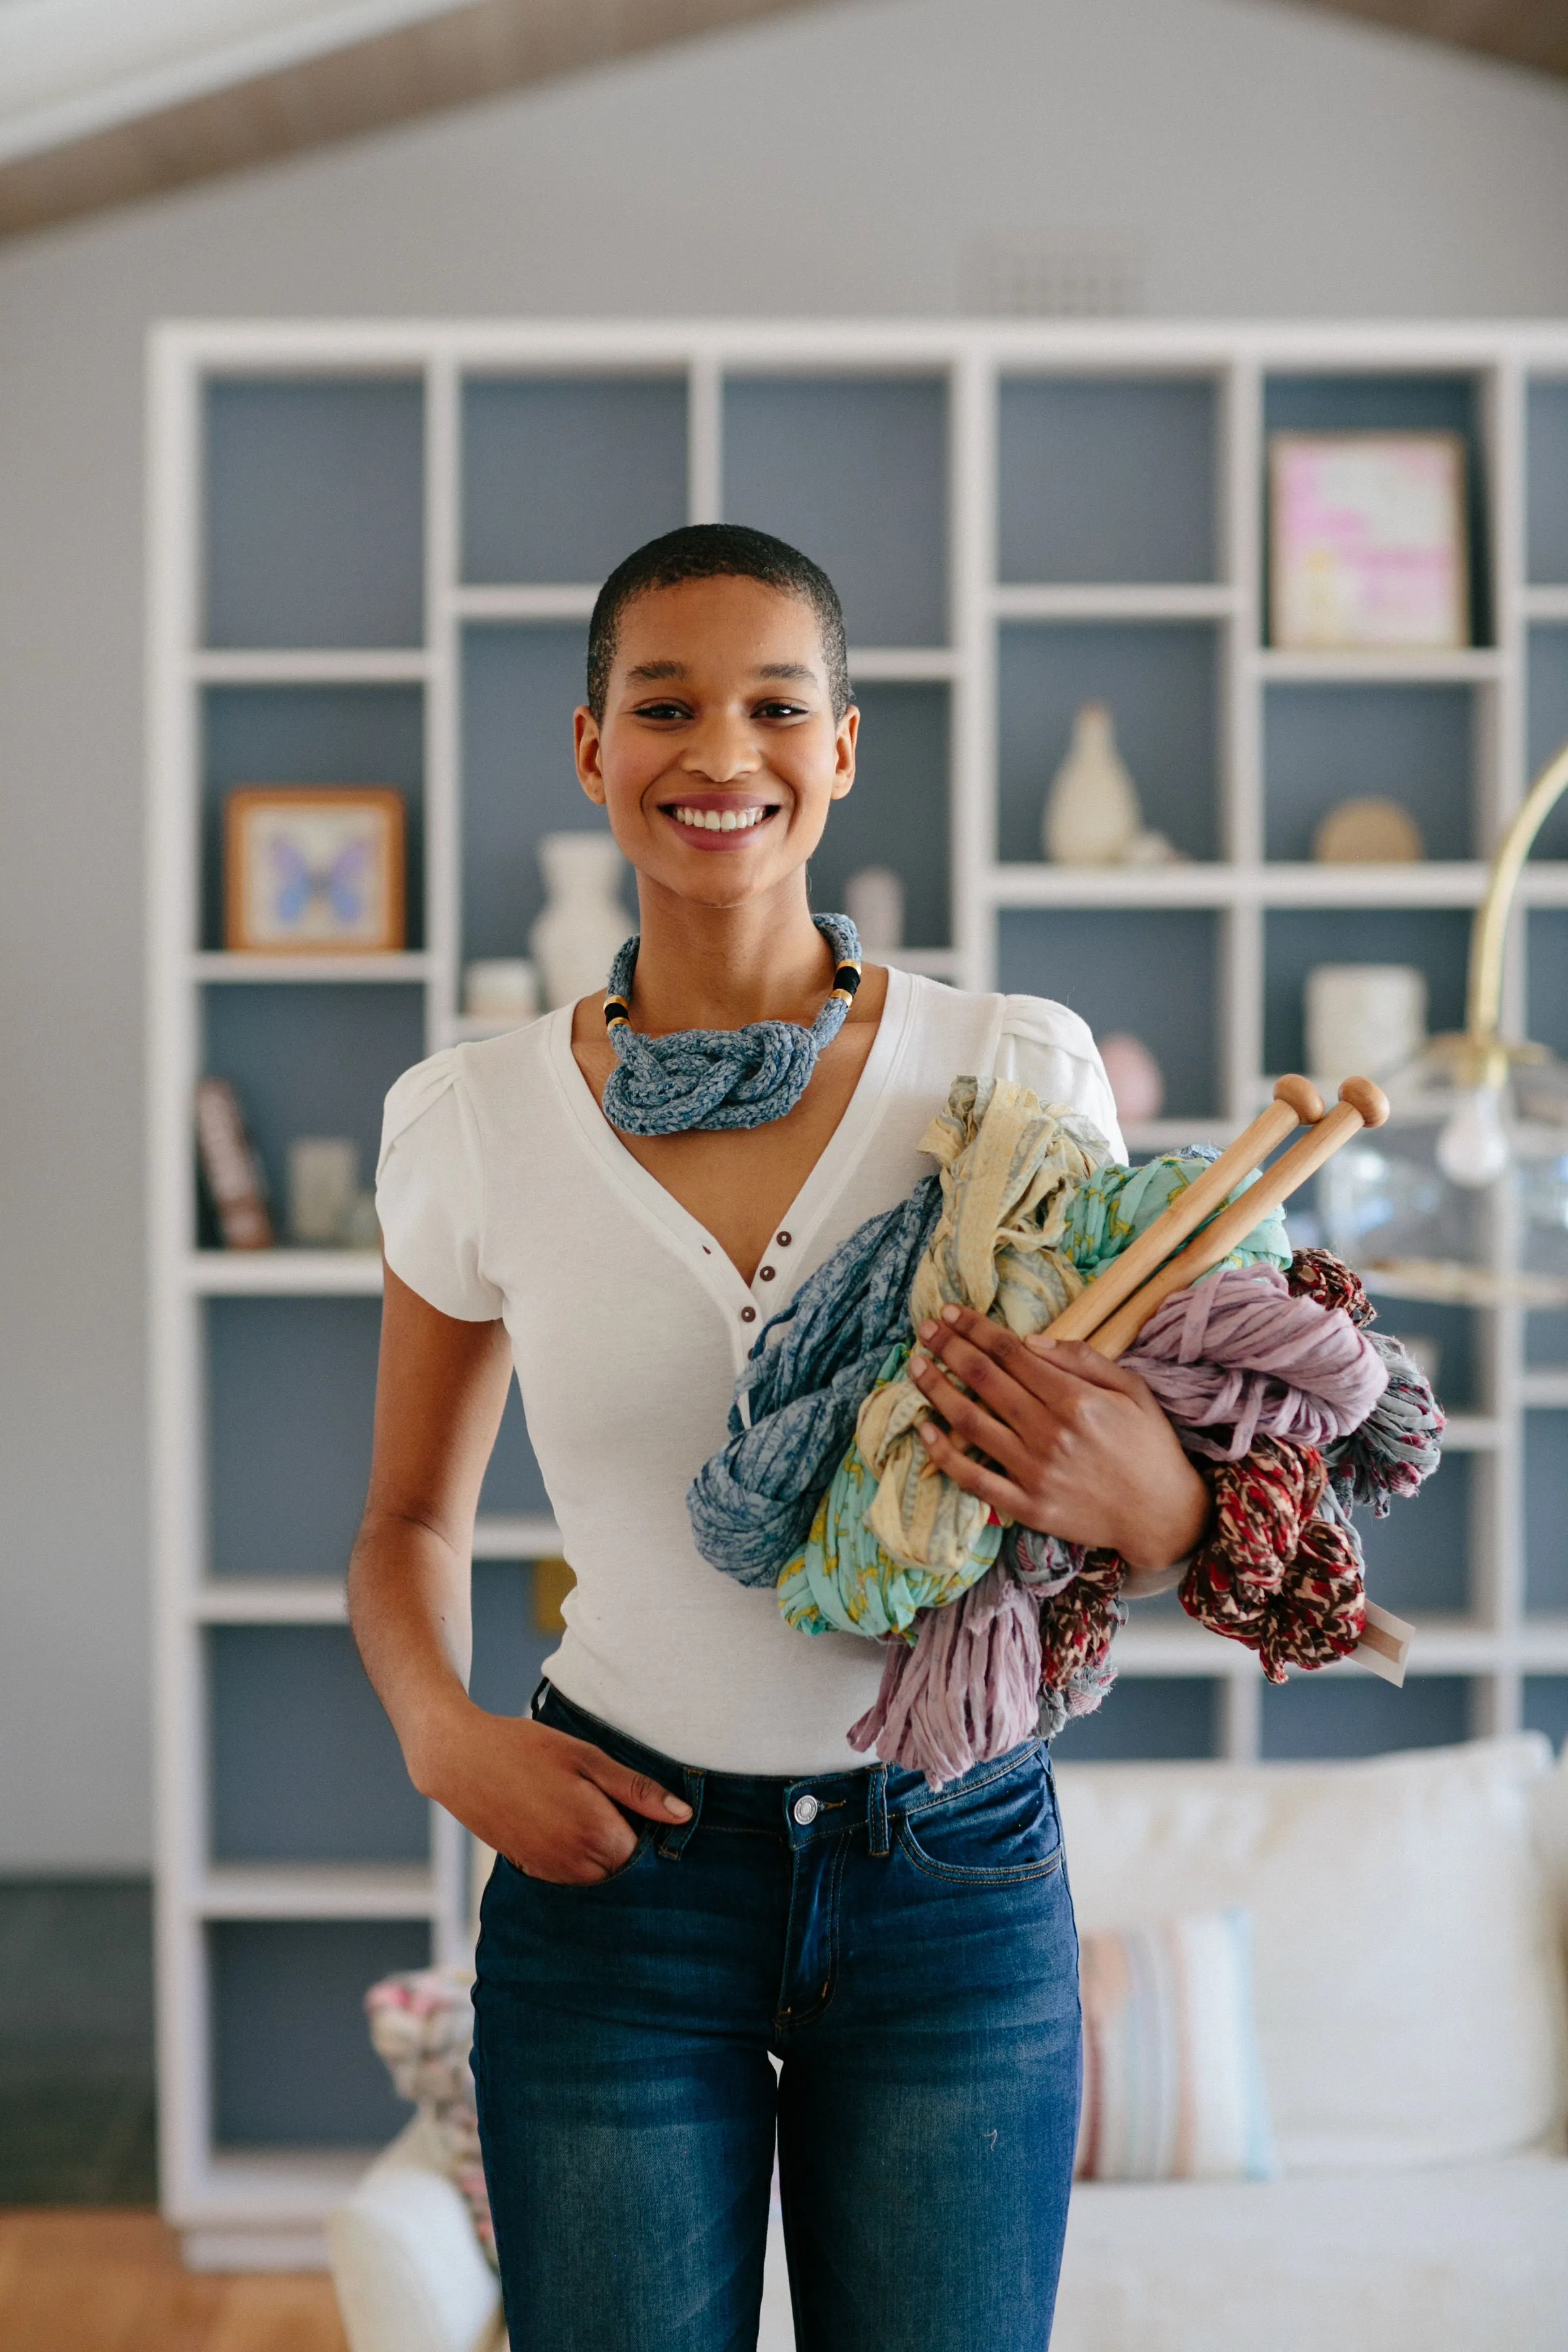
[828,960,862,1007]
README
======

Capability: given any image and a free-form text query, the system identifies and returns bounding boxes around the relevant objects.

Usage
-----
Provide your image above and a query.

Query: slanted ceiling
[1,0,1565,240]
[1306,0,1568,78]
[0,0,832,237]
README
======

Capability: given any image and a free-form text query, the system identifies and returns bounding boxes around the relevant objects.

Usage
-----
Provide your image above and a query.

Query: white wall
[3,0,1567,1869]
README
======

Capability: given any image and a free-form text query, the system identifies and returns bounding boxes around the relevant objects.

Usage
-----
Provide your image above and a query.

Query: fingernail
[664,1795,693,1818]
[921,1422,941,1443]
[941,1304,961,1324]
[919,1320,938,1341]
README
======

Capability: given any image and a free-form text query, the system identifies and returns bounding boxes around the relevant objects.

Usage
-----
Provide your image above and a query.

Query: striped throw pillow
[1075,1908,1275,2181]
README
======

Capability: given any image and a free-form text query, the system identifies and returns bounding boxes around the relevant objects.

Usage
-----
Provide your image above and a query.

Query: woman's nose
[680,711,761,783]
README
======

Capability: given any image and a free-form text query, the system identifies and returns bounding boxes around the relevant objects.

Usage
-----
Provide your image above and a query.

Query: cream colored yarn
[856,1078,1108,1574]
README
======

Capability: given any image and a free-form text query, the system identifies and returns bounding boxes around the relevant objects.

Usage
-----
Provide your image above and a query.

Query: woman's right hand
[419,1705,692,1886]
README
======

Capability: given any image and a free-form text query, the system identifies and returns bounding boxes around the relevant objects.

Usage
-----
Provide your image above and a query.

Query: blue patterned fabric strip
[601,912,861,1135]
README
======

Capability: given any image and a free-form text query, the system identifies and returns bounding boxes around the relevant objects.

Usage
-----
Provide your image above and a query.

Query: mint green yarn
[776,1151,1291,1641]
[777,1348,1004,1639]
[1061,1155,1291,1286]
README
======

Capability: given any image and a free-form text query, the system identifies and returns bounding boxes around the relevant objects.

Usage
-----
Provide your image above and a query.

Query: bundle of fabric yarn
[365,1966,494,2265]
[690,1077,1443,1788]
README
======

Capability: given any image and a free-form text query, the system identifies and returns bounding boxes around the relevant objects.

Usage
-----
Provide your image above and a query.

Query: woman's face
[574,575,858,909]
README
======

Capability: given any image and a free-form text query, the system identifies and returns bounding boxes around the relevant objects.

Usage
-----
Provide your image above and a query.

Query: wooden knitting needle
[1044,1074,1327,1347]
[1048,1075,1408,1686]
[1084,1078,1390,1364]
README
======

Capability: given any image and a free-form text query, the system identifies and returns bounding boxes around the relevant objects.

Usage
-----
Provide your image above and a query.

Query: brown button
[759,1266,776,1281]
[740,1305,757,1323]
[776,1230,792,1247]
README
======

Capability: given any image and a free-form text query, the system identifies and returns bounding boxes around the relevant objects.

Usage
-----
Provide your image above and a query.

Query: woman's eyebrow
[756,662,817,684]
[626,660,686,682]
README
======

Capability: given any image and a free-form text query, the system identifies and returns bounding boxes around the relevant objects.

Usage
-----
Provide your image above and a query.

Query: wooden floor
[0,2213,348,2352]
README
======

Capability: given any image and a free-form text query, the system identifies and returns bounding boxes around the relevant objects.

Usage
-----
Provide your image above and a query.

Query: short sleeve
[994,994,1127,1164]
[376,1050,505,1322]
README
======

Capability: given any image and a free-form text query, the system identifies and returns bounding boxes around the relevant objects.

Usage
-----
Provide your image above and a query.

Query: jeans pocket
[502,1820,655,1891]
[896,1746,1064,1887]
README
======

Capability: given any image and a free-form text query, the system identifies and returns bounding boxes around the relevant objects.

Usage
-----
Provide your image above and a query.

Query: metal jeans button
[792,1793,819,1825]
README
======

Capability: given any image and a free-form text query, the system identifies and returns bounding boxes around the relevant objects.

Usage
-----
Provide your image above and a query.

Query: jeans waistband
[531,1678,1045,1856]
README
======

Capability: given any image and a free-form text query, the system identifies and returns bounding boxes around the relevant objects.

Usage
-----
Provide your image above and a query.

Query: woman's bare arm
[349,1266,690,1883]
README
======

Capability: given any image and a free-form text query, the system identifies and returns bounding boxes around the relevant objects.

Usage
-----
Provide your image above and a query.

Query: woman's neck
[623,884,838,1036]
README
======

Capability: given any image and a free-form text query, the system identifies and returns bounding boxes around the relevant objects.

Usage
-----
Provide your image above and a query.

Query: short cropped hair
[585,523,851,723]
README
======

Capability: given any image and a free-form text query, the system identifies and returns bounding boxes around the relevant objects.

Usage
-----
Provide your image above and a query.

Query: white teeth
[670,805,768,832]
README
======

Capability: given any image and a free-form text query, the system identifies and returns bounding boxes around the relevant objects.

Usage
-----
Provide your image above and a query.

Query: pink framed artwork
[1268,432,1470,651]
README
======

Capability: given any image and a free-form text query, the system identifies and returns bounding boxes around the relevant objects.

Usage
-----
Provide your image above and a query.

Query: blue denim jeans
[472,1682,1081,2352]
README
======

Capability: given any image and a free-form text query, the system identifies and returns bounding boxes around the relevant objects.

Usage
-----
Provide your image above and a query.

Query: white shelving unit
[148,318,1568,2259]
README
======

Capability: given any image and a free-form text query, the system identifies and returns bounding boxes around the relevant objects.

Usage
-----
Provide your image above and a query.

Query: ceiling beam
[1295,0,1568,81]
[0,0,831,240]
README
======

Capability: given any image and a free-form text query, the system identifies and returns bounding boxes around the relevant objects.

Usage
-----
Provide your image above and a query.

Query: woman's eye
[755,701,808,721]
[633,701,690,721]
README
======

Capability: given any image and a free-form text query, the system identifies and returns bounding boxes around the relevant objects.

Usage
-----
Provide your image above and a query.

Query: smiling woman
[348,521,1201,2352]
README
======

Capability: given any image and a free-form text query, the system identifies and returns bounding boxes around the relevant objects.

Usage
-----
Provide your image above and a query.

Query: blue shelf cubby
[461,374,688,585]
[459,623,629,964]
[201,684,426,953]
[1262,373,1490,645]
[204,378,425,651]
[1262,683,1476,864]
[1526,379,1568,587]
[722,375,948,647]
[1263,908,1471,1079]
[1052,1676,1220,1761]
[206,1296,382,1580]
[200,982,425,1234]
[996,621,1220,866]
[208,1626,427,1864]
[1260,1673,1472,1759]
[999,907,1222,1121]
[997,374,1218,586]
[210,1919,430,2149]
[809,683,951,947]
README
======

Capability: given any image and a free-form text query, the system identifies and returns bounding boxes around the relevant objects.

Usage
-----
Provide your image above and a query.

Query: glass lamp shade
[1318,1038,1568,1308]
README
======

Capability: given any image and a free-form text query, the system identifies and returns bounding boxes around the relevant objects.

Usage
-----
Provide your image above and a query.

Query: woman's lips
[661,802,779,850]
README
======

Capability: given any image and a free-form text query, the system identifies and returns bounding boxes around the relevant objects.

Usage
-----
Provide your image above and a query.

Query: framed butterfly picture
[225,787,406,953]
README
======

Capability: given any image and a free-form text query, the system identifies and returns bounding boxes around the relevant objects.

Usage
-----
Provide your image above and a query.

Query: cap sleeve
[376,1050,504,1322]
[995,994,1127,1162]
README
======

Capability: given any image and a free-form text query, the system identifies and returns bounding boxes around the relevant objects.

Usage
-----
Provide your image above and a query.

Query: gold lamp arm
[1466,738,1568,1049]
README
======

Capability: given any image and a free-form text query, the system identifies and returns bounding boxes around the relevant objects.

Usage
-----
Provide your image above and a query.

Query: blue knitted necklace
[601,912,862,1135]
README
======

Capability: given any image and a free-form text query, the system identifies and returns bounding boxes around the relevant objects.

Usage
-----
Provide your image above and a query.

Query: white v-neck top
[376,967,1123,1774]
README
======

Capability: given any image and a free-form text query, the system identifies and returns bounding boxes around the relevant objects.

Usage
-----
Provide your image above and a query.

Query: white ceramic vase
[1304,964,1428,1086]
[844,865,906,953]
[529,832,632,1010]
[1043,702,1142,866]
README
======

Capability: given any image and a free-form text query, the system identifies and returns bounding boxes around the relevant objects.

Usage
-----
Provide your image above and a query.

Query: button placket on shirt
[751,1227,792,1305]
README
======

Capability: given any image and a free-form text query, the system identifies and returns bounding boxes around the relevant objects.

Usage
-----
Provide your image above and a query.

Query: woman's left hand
[909,1304,1210,1573]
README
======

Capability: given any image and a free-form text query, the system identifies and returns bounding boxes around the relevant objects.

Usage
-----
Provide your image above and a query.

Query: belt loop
[657,1766,705,1860]
[868,1763,890,1859]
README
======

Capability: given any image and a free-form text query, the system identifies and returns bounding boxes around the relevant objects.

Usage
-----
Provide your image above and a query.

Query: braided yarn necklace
[600,911,862,1135]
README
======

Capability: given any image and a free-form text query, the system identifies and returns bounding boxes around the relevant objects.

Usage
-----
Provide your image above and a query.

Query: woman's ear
[574,706,607,806]
[830,703,860,802]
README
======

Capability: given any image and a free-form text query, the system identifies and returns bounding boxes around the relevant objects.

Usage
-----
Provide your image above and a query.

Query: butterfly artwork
[225,787,406,953]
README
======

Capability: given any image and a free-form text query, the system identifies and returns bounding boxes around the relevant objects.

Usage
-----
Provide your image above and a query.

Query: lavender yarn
[847,1559,1045,1787]
[686,1173,944,1585]
[1122,1264,1388,1463]
[602,912,860,1135]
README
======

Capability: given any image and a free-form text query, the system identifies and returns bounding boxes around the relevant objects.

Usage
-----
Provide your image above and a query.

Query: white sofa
[329,1733,1568,2352]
